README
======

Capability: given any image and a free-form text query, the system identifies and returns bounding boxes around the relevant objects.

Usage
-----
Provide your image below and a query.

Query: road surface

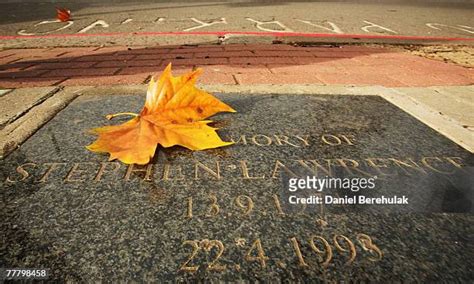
[0,1,473,47]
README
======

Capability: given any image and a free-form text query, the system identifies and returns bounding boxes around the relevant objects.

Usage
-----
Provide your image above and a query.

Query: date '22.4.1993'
[179,234,383,272]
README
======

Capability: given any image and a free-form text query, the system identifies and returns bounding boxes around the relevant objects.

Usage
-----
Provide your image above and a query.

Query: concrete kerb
[0,84,472,159]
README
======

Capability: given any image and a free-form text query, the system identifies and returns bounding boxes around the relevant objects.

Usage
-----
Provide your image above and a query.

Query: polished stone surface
[1,94,472,281]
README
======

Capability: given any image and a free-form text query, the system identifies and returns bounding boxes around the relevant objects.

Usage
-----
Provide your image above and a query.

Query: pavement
[0,44,473,88]
[0,55,473,159]
[0,43,473,157]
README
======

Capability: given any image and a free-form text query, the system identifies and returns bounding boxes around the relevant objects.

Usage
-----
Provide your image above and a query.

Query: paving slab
[1,92,472,281]
[0,88,12,97]
[383,87,474,152]
[431,86,474,104]
[397,86,474,127]
[0,86,59,128]
[0,86,90,159]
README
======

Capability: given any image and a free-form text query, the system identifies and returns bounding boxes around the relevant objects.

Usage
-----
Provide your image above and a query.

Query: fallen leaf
[87,63,236,165]
[56,7,71,22]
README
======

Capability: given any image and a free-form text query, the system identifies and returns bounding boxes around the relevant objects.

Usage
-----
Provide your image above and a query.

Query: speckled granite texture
[1,94,472,282]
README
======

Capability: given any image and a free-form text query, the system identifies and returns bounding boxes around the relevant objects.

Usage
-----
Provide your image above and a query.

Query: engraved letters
[3,156,467,184]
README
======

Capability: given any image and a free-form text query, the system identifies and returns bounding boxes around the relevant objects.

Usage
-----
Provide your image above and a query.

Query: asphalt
[0,1,473,48]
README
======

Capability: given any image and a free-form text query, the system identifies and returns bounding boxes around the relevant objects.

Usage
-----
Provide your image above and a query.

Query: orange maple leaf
[56,7,71,22]
[86,63,236,165]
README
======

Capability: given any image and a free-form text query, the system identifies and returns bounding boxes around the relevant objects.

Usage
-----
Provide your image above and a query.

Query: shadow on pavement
[0,41,393,88]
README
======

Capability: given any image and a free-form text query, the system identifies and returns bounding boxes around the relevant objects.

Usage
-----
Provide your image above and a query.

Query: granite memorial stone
[1,93,472,281]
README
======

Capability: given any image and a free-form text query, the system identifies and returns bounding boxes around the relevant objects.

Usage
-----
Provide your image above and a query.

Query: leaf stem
[105,112,139,120]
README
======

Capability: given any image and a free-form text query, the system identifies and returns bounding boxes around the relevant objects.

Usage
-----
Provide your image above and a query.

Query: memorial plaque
[1,94,473,281]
